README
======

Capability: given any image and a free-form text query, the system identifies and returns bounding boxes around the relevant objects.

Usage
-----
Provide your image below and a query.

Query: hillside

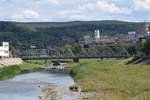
[0,20,142,49]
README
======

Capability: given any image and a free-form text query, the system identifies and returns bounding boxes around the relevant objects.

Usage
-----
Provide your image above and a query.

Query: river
[0,72,75,100]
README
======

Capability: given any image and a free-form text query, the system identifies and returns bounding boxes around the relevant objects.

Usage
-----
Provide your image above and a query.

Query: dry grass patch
[71,59,150,100]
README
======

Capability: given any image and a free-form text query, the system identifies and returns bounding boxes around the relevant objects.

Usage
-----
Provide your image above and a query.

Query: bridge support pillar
[73,57,79,63]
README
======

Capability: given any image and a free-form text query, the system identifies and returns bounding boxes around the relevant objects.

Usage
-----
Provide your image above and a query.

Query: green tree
[141,38,150,55]
[10,46,20,56]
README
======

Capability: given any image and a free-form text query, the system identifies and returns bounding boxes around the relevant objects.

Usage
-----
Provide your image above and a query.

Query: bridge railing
[19,48,147,60]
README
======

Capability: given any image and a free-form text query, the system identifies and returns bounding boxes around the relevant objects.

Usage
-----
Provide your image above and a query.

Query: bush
[0,65,21,80]
[141,38,150,55]
[69,85,78,92]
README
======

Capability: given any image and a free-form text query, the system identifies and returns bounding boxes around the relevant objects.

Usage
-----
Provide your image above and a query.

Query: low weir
[44,61,71,74]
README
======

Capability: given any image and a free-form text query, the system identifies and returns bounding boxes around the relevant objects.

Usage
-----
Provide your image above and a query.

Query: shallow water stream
[0,72,75,100]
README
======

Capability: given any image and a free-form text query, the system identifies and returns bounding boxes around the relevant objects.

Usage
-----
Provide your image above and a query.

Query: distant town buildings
[141,22,150,35]
[141,22,150,37]
[82,35,95,48]
[139,22,150,43]
[80,22,150,48]
[0,42,10,58]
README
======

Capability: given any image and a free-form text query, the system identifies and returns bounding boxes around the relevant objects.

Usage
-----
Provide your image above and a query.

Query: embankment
[0,59,44,80]
[128,57,150,65]
[70,59,150,100]
[0,65,21,80]
[0,58,23,67]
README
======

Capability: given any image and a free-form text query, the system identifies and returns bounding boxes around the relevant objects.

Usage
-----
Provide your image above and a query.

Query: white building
[0,42,9,58]
[94,29,100,39]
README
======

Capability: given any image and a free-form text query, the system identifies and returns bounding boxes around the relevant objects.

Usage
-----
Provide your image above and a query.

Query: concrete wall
[0,58,23,67]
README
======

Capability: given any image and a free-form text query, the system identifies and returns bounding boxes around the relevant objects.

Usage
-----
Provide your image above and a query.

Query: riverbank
[0,58,23,67]
[0,59,78,100]
[0,61,44,80]
[0,65,21,80]
[1,59,150,100]
[0,72,75,100]
[39,84,86,100]
[70,59,150,100]
[0,58,71,80]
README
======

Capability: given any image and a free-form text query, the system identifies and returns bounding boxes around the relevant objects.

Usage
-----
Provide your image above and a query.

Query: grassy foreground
[70,59,150,100]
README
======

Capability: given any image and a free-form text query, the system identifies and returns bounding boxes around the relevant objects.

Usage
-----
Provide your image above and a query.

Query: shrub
[141,38,150,55]
[0,65,21,80]
[69,85,78,92]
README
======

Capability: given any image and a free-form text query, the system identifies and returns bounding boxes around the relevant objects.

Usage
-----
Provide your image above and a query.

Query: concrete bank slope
[0,58,23,67]
[128,58,150,65]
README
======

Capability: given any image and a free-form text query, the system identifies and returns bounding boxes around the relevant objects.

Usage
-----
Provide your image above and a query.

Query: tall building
[0,42,9,58]
[94,29,101,44]
[94,29,100,39]
[141,22,150,36]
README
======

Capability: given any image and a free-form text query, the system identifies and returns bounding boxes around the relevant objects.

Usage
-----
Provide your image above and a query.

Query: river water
[0,72,75,100]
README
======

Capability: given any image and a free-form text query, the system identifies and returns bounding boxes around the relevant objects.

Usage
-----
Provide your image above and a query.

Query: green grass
[25,59,73,68]
[0,60,45,80]
[25,60,47,65]
[19,62,43,70]
[0,65,21,80]
[70,59,150,100]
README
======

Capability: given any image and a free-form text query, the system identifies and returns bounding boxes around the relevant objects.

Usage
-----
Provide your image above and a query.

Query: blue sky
[0,0,150,22]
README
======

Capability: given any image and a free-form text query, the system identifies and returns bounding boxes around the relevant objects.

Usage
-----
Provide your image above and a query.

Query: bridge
[21,55,130,60]
[19,48,136,60]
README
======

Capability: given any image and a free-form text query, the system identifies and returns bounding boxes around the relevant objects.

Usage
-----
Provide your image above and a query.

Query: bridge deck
[21,56,132,60]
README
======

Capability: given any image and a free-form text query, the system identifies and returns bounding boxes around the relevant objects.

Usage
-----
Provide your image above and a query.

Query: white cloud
[12,9,40,20]
[35,0,60,5]
[0,0,149,22]
[57,0,132,21]
[78,0,132,14]
[59,10,86,20]
[60,10,81,16]
[58,9,110,21]
[134,0,150,11]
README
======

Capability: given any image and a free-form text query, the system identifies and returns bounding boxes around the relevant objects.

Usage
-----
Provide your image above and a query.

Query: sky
[0,0,150,22]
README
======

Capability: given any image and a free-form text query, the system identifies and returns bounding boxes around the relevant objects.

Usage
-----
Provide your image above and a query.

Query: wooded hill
[0,20,142,49]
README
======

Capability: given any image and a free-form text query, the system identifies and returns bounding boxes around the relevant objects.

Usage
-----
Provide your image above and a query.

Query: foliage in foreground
[70,59,150,100]
[0,60,45,80]
[0,65,21,80]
